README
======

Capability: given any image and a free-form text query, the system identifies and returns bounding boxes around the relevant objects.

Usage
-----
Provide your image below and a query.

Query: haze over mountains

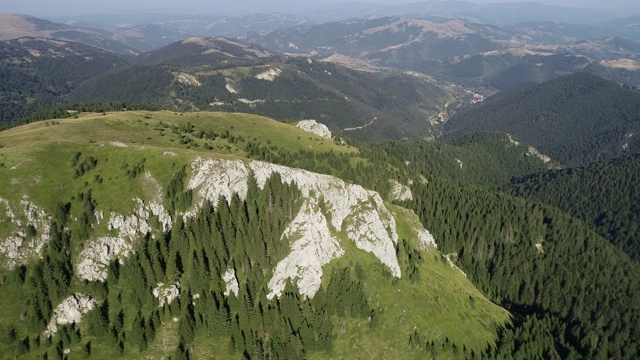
[1,1,640,139]
[2,1,640,358]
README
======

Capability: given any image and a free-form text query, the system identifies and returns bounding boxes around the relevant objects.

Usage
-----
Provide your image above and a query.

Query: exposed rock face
[71,156,433,302]
[506,133,552,164]
[187,157,402,296]
[225,83,238,94]
[0,198,17,223]
[345,204,401,277]
[186,158,249,218]
[527,146,552,164]
[267,198,344,299]
[415,227,437,250]
[255,67,282,81]
[223,268,239,297]
[297,120,332,139]
[44,294,96,336]
[76,236,132,282]
[176,72,201,86]
[389,179,413,201]
[249,163,400,276]
[153,282,180,307]
[0,196,52,270]
[76,196,172,282]
[144,172,172,233]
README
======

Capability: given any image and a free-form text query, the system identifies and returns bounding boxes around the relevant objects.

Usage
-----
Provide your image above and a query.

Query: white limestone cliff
[415,227,437,250]
[76,236,133,282]
[249,162,400,276]
[255,67,282,81]
[153,282,181,307]
[444,253,467,277]
[223,268,239,297]
[389,179,413,201]
[296,120,332,139]
[267,198,344,299]
[186,157,403,298]
[144,172,173,233]
[186,158,249,218]
[76,196,172,282]
[44,294,96,336]
[69,156,435,303]
[0,196,52,270]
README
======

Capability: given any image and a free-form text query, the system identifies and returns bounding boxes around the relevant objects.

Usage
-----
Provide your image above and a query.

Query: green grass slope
[0,111,508,359]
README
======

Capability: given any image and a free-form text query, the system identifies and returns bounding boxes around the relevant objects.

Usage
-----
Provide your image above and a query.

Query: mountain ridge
[0,110,508,358]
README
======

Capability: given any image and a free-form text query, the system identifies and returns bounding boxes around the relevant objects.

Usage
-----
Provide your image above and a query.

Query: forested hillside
[212,120,640,359]
[443,73,640,166]
[67,56,456,141]
[403,179,640,359]
[508,154,640,262]
[0,111,509,359]
[373,132,553,188]
[0,38,127,123]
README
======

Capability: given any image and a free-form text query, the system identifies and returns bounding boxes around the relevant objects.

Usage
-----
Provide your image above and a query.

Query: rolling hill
[137,37,274,68]
[244,15,640,90]
[0,13,139,54]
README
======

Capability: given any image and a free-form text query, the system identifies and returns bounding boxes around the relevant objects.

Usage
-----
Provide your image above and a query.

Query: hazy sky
[2,0,638,17]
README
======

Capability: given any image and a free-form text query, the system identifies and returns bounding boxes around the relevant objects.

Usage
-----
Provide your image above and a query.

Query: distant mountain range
[1,11,640,145]
[245,16,640,90]
[0,14,140,54]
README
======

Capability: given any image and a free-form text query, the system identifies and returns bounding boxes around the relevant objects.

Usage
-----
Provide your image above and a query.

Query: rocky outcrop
[153,282,180,307]
[249,162,400,279]
[223,268,239,297]
[186,158,249,219]
[109,141,128,148]
[73,156,432,302]
[144,172,172,233]
[345,204,401,277]
[267,198,344,299]
[296,120,332,139]
[44,294,96,336]
[176,72,201,86]
[76,236,133,282]
[225,83,238,94]
[0,196,52,270]
[389,179,413,201]
[415,227,437,250]
[76,196,172,282]
[187,157,402,295]
[255,67,281,81]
